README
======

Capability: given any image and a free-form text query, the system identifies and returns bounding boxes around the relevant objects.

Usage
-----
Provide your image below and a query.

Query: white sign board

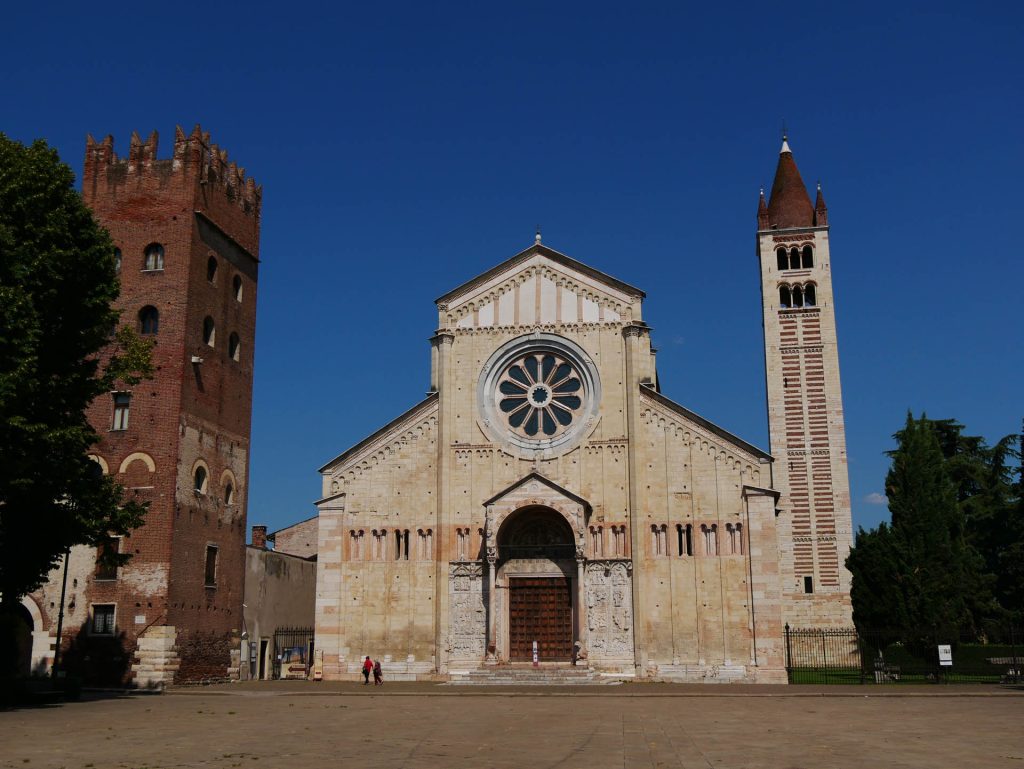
[938,644,953,667]
[532,640,539,667]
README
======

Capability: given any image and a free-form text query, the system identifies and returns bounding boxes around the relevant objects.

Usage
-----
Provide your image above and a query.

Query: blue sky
[4,1,1021,536]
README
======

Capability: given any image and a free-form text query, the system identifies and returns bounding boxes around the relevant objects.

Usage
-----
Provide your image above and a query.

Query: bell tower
[757,136,853,627]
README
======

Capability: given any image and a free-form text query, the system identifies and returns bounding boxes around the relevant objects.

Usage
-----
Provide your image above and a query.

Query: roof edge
[639,384,772,461]
[435,243,645,306]
[317,392,439,473]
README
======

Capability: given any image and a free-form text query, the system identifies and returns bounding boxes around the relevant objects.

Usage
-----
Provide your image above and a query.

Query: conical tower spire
[757,187,769,229]
[814,181,828,226]
[764,136,814,229]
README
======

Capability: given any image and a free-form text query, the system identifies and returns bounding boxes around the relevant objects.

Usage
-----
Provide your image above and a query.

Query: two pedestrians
[362,655,385,686]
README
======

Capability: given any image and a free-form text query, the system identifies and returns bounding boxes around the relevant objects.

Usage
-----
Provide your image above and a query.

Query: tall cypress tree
[884,413,974,642]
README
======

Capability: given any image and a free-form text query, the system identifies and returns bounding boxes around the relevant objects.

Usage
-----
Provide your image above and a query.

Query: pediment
[483,472,591,513]
[437,244,645,331]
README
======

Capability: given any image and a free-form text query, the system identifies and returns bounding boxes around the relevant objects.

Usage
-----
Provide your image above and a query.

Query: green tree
[0,134,152,614]
[847,414,978,642]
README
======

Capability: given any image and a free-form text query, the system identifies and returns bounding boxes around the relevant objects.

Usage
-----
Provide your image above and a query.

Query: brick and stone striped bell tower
[757,135,853,627]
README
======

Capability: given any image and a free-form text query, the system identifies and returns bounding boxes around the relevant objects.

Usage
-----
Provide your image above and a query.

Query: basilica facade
[313,140,852,682]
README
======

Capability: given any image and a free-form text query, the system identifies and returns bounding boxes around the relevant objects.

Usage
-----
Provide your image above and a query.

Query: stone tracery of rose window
[497,352,583,438]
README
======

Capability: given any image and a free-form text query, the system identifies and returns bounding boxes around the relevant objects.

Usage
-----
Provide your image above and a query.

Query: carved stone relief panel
[448,562,486,659]
[586,560,634,659]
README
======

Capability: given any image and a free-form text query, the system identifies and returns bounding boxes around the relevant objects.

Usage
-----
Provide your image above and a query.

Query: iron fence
[784,624,1023,685]
[272,626,314,680]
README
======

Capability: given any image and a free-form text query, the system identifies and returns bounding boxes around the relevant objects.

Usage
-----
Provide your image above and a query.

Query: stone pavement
[1,681,1022,769]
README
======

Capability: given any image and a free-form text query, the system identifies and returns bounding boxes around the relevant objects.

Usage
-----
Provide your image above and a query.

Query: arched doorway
[0,603,34,678]
[496,507,576,662]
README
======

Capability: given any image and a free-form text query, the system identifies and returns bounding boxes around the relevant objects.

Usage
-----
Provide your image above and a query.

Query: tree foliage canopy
[847,413,1023,641]
[0,134,152,606]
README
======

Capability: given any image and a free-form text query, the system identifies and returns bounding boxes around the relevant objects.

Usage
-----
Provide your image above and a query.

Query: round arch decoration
[118,451,155,475]
[87,454,109,475]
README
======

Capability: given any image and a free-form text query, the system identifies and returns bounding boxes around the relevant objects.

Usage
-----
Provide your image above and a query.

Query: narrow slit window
[207,256,218,283]
[204,545,218,586]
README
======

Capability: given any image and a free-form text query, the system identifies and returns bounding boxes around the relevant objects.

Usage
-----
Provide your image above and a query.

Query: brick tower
[37,126,261,684]
[757,136,853,627]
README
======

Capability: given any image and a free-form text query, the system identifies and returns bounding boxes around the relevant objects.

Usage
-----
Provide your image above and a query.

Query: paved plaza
[1,682,1022,769]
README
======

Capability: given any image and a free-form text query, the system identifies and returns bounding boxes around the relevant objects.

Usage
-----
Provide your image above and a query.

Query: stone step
[448,668,609,686]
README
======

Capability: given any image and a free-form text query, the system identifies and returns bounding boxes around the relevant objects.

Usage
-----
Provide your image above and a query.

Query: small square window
[92,604,116,635]
[205,545,218,587]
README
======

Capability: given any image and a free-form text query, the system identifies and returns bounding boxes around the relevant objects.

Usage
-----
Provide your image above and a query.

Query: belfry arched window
[792,285,804,308]
[776,248,788,271]
[779,285,791,308]
[789,247,801,270]
[802,245,814,268]
[804,283,817,307]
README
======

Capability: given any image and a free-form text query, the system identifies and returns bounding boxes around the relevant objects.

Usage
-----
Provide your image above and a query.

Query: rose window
[497,352,583,438]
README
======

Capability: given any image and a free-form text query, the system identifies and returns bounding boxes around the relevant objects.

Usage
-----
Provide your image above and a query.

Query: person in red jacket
[362,656,373,685]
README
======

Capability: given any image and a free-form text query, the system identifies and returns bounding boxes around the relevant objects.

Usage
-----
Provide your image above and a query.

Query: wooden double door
[508,576,573,661]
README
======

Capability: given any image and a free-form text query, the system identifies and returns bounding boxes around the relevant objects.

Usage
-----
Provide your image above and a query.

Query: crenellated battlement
[83,124,262,221]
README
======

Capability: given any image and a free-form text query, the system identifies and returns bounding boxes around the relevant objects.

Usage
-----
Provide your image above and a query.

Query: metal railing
[785,624,1023,685]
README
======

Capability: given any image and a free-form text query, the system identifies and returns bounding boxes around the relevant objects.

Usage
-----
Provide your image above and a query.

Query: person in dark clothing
[362,656,373,685]
[373,659,383,686]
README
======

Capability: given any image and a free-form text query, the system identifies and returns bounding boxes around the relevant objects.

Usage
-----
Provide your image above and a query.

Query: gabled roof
[483,471,592,513]
[435,242,645,306]
[640,383,772,461]
[318,392,438,473]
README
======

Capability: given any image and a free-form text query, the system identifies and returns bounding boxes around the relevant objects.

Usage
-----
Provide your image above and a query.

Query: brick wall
[60,125,261,684]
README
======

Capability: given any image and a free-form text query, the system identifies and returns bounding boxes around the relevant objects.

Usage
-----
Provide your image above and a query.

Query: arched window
[228,332,240,361]
[776,248,788,271]
[802,245,814,268]
[193,466,208,494]
[224,483,234,505]
[232,275,243,302]
[114,248,122,274]
[139,306,159,335]
[202,316,216,347]
[792,285,804,308]
[143,243,164,271]
[779,285,791,308]
[207,256,218,283]
[789,247,801,270]
[804,283,817,307]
